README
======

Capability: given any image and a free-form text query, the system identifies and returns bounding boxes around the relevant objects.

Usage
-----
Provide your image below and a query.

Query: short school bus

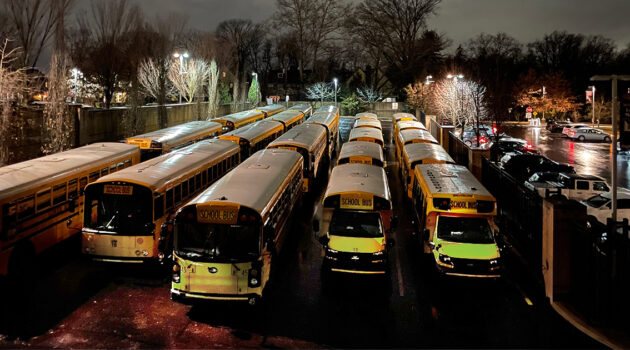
[219,120,285,159]
[305,111,339,158]
[411,163,501,278]
[401,143,455,198]
[337,141,385,168]
[213,110,265,132]
[255,104,286,117]
[393,112,417,123]
[170,149,303,305]
[82,140,240,263]
[267,123,327,193]
[317,163,394,275]
[353,118,382,131]
[267,110,304,132]
[395,129,439,163]
[348,127,384,148]
[0,143,140,277]
[126,121,222,161]
[355,112,378,120]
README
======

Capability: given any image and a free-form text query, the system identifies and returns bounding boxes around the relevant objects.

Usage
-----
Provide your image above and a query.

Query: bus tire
[8,242,36,282]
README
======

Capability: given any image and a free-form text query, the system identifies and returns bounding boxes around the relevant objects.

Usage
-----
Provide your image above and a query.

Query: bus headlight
[372,250,384,256]
[438,254,454,268]
[172,264,181,284]
[489,259,500,270]
[248,268,261,288]
[326,247,339,254]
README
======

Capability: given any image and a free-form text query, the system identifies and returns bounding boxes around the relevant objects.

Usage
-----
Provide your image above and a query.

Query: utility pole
[591,75,630,225]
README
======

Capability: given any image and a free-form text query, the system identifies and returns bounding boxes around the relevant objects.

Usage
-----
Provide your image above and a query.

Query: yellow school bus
[355,112,378,120]
[314,105,340,119]
[219,120,285,160]
[170,149,303,305]
[393,112,417,123]
[395,129,439,164]
[82,140,240,263]
[412,163,501,278]
[348,127,384,148]
[267,123,327,193]
[0,143,140,277]
[287,104,313,118]
[267,110,304,131]
[316,163,395,276]
[213,110,266,132]
[353,118,382,131]
[126,121,222,161]
[394,120,426,137]
[305,111,339,158]
[401,143,455,198]
[255,104,286,118]
[337,141,385,168]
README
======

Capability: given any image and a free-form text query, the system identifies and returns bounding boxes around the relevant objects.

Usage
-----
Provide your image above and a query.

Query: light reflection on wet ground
[503,126,629,189]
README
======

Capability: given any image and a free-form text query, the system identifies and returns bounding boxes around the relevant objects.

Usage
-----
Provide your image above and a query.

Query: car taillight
[526,143,533,150]
[479,137,488,144]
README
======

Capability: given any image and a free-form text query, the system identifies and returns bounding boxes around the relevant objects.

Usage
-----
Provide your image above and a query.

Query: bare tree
[404,81,433,114]
[273,0,348,84]
[138,58,174,100]
[357,86,383,103]
[168,58,208,104]
[305,82,334,102]
[4,0,73,68]
[207,60,220,119]
[0,37,26,164]
[432,79,487,133]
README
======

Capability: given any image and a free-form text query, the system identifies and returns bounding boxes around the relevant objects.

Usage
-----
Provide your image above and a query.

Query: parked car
[561,124,588,136]
[525,172,610,200]
[489,137,537,161]
[461,128,491,147]
[546,120,570,133]
[566,127,612,142]
[500,154,575,181]
[582,190,630,225]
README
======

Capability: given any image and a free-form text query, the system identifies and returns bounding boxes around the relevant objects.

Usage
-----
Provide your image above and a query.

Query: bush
[341,93,363,116]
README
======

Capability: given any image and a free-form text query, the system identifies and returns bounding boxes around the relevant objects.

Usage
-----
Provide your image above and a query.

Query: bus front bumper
[170,289,261,305]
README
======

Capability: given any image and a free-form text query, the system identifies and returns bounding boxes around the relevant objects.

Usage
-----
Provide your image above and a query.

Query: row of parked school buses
[0,103,332,283]
[392,113,502,278]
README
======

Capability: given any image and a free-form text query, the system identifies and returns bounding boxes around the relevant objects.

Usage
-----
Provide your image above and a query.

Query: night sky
[73,0,630,50]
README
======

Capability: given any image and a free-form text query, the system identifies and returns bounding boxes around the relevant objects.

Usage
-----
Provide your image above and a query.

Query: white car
[561,124,588,136]
[581,190,630,225]
[566,127,611,142]
[525,172,610,201]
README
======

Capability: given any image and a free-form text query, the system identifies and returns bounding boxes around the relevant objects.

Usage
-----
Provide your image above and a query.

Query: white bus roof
[355,112,378,120]
[189,149,303,214]
[126,121,221,148]
[396,120,426,130]
[0,143,139,201]
[349,127,384,143]
[338,141,385,163]
[354,119,382,130]
[393,112,417,122]
[267,110,303,125]
[403,143,454,165]
[220,120,283,142]
[287,104,312,115]
[415,163,493,199]
[92,139,239,191]
[306,112,337,129]
[325,163,391,201]
[255,104,286,115]
[398,129,438,144]
[314,105,339,115]
[268,123,326,151]
[213,110,264,123]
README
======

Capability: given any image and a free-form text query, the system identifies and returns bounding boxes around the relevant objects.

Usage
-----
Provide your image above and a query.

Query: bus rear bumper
[170,289,261,305]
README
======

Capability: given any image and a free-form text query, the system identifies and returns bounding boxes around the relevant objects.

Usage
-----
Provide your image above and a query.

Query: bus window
[117,162,125,170]
[110,164,117,173]
[68,179,78,199]
[218,161,223,174]
[36,189,52,212]
[166,189,174,210]
[2,203,17,238]
[101,167,109,176]
[174,185,181,203]
[212,164,218,181]
[191,176,198,192]
[154,195,164,220]
[53,183,67,205]
[124,159,132,168]
[79,177,88,194]
[89,171,99,183]
[201,171,207,186]
[17,196,35,221]
[182,180,189,198]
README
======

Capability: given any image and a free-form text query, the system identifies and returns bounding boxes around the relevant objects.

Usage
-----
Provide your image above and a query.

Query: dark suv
[546,120,570,133]
[489,137,537,161]
[500,154,575,181]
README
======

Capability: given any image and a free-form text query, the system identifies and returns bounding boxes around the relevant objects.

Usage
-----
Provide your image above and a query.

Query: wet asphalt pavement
[503,125,627,188]
[0,118,603,348]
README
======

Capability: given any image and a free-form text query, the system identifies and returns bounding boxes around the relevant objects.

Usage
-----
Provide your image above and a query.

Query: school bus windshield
[329,211,383,238]
[84,186,153,235]
[436,216,494,244]
[175,222,260,262]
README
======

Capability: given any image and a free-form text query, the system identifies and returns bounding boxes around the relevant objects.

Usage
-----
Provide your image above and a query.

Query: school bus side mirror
[312,219,320,233]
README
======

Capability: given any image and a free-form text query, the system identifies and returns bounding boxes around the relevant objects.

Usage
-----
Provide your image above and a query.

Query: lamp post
[589,85,596,125]
[591,74,630,225]
[333,78,338,108]
[173,51,189,103]
[425,75,434,85]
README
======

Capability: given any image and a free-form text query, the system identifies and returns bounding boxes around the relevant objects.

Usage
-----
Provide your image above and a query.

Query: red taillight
[526,143,533,150]
[492,126,497,134]
[249,215,256,222]
[479,137,487,144]
[240,215,247,222]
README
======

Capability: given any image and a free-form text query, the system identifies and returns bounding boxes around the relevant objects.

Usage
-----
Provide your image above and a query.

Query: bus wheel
[8,242,36,283]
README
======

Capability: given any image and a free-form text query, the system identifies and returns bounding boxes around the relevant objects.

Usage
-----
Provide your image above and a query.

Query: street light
[173,51,190,103]
[591,74,630,225]
[333,78,338,108]
[425,75,434,85]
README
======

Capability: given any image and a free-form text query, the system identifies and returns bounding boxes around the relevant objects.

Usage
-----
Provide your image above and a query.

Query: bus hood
[436,241,499,260]
[328,235,385,254]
